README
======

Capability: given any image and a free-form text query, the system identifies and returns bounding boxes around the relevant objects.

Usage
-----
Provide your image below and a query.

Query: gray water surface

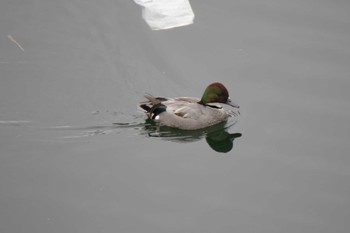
[1,0,350,233]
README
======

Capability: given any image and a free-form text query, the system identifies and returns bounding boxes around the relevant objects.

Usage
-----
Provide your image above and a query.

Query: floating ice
[134,0,195,30]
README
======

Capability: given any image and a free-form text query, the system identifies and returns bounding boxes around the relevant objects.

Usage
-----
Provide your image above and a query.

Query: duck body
[139,82,239,130]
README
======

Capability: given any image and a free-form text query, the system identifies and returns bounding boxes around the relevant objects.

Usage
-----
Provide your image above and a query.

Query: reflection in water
[206,131,242,153]
[142,119,242,153]
[45,118,241,153]
[17,111,241,153]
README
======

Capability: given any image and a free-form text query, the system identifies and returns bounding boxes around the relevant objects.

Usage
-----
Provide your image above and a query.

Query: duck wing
[164,100,202,120]
[139,95,202,120]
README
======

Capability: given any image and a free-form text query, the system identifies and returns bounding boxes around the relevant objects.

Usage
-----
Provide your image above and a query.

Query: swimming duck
[139,82,239,130]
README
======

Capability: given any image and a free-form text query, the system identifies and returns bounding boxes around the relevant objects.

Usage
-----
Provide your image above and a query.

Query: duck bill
[226,98,239,108]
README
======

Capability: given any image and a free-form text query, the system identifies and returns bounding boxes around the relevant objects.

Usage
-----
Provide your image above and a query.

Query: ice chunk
[134,0,195,30]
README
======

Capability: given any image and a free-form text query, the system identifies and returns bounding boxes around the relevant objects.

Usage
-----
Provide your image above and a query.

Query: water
[1,0,350,232]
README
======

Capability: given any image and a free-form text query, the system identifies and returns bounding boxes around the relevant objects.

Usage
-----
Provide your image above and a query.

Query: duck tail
[139,94,167,119]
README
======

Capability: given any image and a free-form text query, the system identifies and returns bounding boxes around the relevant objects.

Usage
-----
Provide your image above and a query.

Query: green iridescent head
[199,82,239,108]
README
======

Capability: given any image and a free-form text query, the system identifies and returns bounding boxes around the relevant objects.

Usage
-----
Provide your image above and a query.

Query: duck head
[199,82,239,108]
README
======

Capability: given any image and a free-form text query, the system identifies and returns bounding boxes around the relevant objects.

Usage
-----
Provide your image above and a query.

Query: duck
[139,82,239,130]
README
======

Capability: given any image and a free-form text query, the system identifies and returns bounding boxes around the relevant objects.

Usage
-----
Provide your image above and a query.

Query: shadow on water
[137,108,242,153]
[40,118,241,153]
[141,119,242,153]
[3,111,241,153]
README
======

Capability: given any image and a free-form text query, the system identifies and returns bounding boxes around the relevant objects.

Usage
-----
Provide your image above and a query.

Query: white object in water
[134,0,195,30]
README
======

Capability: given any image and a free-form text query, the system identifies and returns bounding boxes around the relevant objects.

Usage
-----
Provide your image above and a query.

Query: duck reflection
[143,119,241,153]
